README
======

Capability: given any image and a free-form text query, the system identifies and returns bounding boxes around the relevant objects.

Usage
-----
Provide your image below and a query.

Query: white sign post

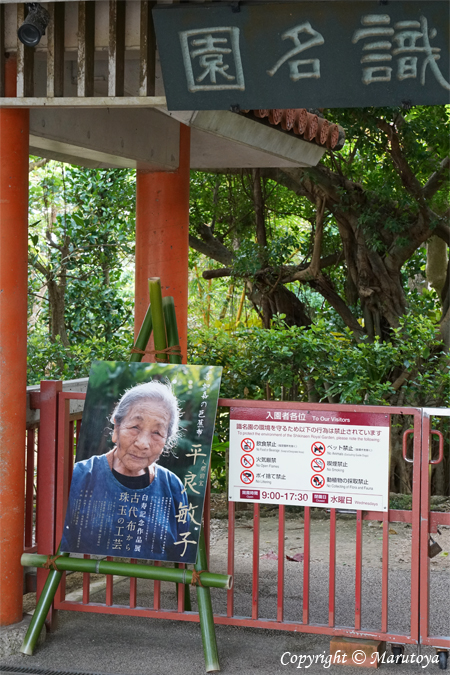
[229,407,390,511]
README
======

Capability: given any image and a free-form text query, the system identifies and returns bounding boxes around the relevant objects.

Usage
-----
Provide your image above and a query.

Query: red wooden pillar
[135,124,190,362]
[36,380,62,630]
[0,57,29,626]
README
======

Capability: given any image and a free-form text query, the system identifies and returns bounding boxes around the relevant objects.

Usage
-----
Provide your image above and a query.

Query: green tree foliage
[189,106,449,345]
[28,162,136,383]
[188,107,449,494]
[189,307,449,494]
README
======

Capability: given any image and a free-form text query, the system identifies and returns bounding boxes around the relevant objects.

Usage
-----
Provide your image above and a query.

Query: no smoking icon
[241,454,254,468]
[311,457,325,472]
[311,441,326,456]
[311,474,325,489]
[241,438,255,452]
[240,470,254,484]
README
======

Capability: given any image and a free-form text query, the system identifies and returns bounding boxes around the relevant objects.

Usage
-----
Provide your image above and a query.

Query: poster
[61,361,222,564]
[229,407,390,511]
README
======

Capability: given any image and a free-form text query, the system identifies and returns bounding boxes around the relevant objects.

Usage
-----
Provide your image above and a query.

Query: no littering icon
[240,470,254,484]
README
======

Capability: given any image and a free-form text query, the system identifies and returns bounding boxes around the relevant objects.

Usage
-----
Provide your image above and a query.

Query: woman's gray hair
[111,380,180,451]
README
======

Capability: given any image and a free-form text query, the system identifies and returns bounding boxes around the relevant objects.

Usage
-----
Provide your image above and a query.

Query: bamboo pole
[162,295,190,608]
[195,529,220,672]
[160,288,219,664]
[20,550,70,655]
[20,554,232,589]
[130,302,153,362]
[219,283,234,321]
[148,278,167,362]
[235,286,246,327]
[162,296,182,365]
[206,279,212,328]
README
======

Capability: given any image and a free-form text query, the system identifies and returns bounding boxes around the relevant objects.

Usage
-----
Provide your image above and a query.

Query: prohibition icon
[311,474,325,489]
[241,438,255,452]
[311,457,325,472]
[311,441,326,456]
[240,470,254,484]
[241,454,255,468]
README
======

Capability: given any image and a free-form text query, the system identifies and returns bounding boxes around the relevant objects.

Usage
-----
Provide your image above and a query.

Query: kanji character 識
[352,14,449,89]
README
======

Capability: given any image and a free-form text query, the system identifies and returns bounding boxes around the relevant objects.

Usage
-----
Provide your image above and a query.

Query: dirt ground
[208,497,450,572]
[22,494,449,615]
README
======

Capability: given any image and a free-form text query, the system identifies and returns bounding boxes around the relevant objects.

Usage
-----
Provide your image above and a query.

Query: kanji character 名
[268,22,324,81]
[174,531,196,557]
[352,14,449,89]
[179,27,245,92]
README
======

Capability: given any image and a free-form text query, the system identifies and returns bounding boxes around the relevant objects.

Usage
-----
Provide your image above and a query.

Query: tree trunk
[427,236,448,296]
[47,278,70,346]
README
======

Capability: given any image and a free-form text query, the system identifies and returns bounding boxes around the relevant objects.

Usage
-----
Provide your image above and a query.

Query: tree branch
[29,158,50,172]
[189,223,233,266]
[423,156,450,199]
[376,118,424,201]
[202,268,233,280]
[309,198,325,278]
[282,251,343,283]
[28,255,49,278]
[201,251,343,282]
[309,273,363,337]
[435,215,450,246]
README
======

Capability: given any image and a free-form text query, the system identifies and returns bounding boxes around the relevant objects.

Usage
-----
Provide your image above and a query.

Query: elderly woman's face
[112,400,170,476]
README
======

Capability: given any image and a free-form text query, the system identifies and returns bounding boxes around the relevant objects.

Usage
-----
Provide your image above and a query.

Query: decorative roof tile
[240,109,345,150]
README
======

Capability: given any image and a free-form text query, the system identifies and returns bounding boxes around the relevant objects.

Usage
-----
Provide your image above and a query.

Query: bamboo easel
[21,278,228,672]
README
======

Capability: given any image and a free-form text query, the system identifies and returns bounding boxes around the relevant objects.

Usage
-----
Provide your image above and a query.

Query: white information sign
[229,407,390,511]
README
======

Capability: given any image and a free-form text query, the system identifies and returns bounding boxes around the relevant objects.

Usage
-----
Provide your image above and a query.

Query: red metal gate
[31,383,448,651]
[419,408,450,652]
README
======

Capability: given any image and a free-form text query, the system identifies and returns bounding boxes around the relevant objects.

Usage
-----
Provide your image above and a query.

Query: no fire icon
[241,454,255,468]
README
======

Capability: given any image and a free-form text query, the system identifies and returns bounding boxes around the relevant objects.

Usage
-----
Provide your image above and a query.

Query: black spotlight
[18,3,50,48]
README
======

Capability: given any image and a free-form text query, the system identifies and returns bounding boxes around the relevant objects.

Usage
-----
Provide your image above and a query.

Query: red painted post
[0,57,29,626]
[36,380,62,629]
[135,124,190,363]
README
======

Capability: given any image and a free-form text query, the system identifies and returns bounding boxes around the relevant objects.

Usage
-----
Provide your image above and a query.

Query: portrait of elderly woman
[61,380,192,562]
